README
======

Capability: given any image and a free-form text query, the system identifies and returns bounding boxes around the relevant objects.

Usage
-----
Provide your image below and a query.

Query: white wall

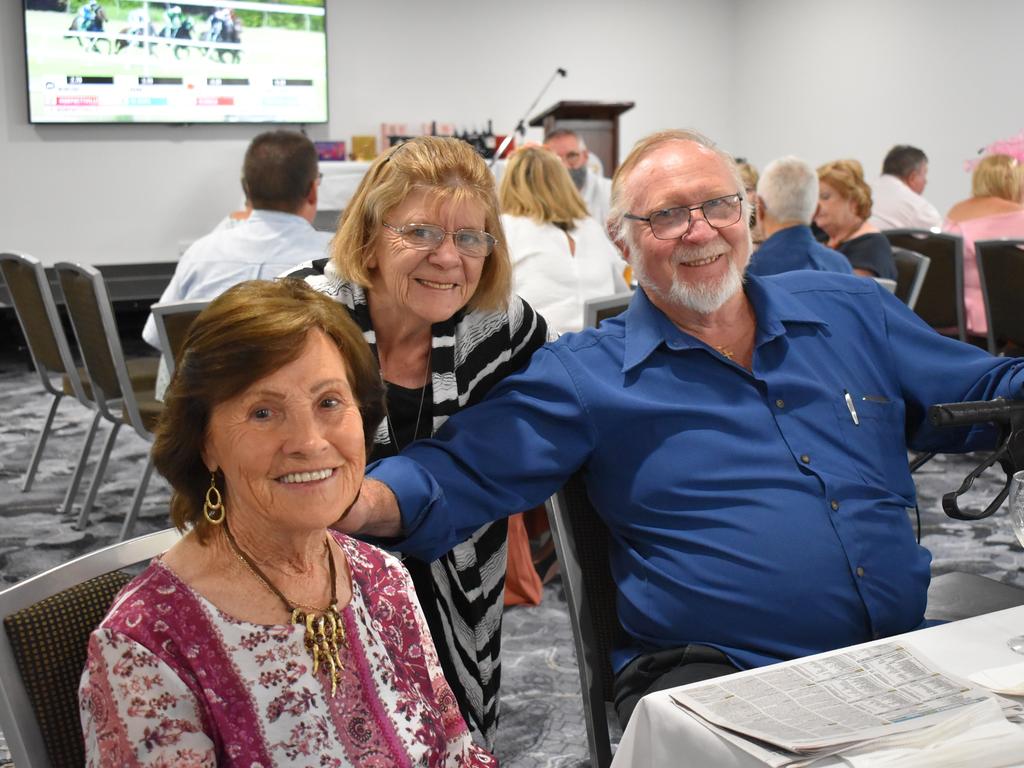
[732,0,1024,215]
[4,0,1022,268]
[0,0,736,267]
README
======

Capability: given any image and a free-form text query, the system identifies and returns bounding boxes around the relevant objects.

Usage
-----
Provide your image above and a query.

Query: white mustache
[671,242,730,266]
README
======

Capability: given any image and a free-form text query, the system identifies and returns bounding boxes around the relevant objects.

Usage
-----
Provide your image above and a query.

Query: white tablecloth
[612,606,1024,767]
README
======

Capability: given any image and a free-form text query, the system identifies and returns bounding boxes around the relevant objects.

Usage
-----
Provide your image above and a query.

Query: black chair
[0,528,180,767]
[0,252,91,494]
[583,291,633,329]
[545,471,623,768]
[890,247,930,310]
[975,239,1024,355]
[55,263,163,541]
[882,230,966,340]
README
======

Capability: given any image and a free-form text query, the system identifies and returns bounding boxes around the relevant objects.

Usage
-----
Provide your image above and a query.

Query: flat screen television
[22,1,328,124]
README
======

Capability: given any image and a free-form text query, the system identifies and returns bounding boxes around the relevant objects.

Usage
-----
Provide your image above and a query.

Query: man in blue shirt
[748,155,853,277]
[342,129,1024,724]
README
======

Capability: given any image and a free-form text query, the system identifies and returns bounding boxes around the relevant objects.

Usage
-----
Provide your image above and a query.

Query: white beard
[632,240,747,315]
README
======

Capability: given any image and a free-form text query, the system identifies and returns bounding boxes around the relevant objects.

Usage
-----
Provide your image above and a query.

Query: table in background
[612,606,1024,767]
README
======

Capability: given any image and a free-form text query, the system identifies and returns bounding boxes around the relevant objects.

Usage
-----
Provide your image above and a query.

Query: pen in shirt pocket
[843,389,860,426]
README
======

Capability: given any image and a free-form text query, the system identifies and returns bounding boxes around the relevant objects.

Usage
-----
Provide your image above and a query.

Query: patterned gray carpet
[0,355,1022,766]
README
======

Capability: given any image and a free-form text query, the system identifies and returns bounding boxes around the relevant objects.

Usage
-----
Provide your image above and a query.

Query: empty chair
[975,239,1024,354]
[54,262,163,540]
[546,471,624,768]
[583,291,633,329]
[882,230,965,340]
[0,252,91,494]
[149,298,210,398]
[0,528,180,768]
[890,247,930,310]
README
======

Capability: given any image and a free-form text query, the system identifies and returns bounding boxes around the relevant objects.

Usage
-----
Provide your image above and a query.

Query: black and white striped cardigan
[286,257,548,747]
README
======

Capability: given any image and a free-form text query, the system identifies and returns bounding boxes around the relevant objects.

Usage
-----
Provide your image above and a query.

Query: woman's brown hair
[817,159,873,220]
[499,145,589,230]
[151,278,385,542]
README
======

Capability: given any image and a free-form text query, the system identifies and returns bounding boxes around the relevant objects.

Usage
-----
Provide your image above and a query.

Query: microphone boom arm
[491,67,567,167]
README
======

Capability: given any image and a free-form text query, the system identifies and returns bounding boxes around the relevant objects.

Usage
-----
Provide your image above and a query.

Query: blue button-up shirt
[748,224,853,277]
[369,272,1024,673]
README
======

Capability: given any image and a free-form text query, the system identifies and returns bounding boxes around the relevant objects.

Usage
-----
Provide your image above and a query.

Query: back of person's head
[882,145,928,179]
[817,159,872,220]
[757,156,819,225]
[971,154,1023,202]
[499,146,589,229]
[241,130,319,213]
[152,278,385,543]
[736,159,759,196]
[331,135,511,312]
[609,128,748,245]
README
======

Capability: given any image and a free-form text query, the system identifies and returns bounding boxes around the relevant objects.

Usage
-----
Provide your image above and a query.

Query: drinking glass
[1009,470,1024,654]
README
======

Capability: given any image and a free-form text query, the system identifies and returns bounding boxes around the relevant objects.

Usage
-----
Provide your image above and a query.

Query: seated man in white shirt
[544,128,613,227]
[868,145,942,231]
[142,129,332,393]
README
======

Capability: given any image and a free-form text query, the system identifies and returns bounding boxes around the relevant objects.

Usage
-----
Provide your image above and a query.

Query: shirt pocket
[831,393,911,495]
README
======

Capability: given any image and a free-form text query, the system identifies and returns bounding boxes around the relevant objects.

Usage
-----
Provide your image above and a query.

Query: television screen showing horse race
[22,1,328,124]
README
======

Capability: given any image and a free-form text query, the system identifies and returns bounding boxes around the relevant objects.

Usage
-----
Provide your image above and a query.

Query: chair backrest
[583,291,633,329]
[0,528,181,768]
[872,277,897,293]
[881,230,965,339]
[890,247,930,310]
[975,239,1024,354]
[546,470,622,768]
[0,253,87,403]
[149,299,209,379]
[54,262,153,439]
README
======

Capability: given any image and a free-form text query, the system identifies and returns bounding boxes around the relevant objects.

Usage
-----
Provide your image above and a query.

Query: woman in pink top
[943,153,1024,338]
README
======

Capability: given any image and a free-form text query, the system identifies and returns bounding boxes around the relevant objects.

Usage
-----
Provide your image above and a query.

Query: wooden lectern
[529,101,634,174]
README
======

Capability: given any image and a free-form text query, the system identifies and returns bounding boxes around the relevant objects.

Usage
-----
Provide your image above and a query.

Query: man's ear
[609,221,632,263]
[756,195,766,221]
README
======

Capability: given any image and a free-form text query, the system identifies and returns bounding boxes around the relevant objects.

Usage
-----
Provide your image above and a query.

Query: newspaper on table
[669,642,1013,764]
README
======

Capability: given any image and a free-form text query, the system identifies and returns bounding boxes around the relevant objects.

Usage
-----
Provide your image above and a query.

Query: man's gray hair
[544,127,586,150]
[756,156,819,225]
[608,129,749,249]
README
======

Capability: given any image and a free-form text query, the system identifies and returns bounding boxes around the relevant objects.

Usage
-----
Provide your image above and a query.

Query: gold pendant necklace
[224,524,345,696]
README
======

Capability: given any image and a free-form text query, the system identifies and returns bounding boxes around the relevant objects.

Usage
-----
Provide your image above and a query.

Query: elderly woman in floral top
[78,279,495,767]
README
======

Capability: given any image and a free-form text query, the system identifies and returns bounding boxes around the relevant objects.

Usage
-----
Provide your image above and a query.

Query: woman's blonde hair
[817,159,873,220]
[330,136,511,312]
[499,146,589,229]
[972,154,1023,202]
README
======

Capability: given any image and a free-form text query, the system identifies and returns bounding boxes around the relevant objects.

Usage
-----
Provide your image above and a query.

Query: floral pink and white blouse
[79,532,496,767]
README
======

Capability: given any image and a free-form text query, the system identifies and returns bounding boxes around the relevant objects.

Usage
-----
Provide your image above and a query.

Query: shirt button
[856,566,865,577]
[775,399,785,409]
[831,500,840,511]
[800,454,811,464]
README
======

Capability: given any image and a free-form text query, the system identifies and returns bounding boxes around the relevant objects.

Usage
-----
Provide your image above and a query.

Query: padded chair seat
[925,572,1024,622]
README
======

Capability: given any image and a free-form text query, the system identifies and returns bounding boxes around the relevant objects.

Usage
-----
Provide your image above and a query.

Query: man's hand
[333,478,403,538]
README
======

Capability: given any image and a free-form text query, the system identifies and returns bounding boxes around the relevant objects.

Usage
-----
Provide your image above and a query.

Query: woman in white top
[500,146,629,334]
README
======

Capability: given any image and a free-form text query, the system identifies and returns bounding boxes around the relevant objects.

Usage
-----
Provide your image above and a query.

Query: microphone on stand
[491,67,568,167]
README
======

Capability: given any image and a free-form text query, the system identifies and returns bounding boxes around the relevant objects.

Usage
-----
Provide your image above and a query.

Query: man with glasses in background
[544,128,613,227]
[341,129,1024,725]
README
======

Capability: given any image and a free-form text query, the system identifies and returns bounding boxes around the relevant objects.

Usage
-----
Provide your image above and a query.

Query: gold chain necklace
[223,524,345,696]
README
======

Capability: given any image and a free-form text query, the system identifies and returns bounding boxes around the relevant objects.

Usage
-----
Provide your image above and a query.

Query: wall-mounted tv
[23,0,328,125]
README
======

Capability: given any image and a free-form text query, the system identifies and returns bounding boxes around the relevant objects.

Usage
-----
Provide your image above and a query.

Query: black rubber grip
[928,398,1024,427]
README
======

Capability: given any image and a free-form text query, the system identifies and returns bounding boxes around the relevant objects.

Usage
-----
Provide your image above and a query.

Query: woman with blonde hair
[814,159,897,279]
[944,153,1024,338]
[500,145,628,334]
[285,136,547,748]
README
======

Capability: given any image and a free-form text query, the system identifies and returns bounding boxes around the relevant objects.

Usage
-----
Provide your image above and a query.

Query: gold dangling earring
[203,472,226,525]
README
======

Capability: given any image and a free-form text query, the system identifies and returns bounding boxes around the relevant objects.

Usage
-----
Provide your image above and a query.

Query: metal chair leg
[22,393,62,492]
[59,410,102,516]
[119,457,154,542]
[75,422,121,531]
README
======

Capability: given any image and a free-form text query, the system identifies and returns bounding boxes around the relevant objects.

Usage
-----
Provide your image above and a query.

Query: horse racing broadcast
[22,1,328,124]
